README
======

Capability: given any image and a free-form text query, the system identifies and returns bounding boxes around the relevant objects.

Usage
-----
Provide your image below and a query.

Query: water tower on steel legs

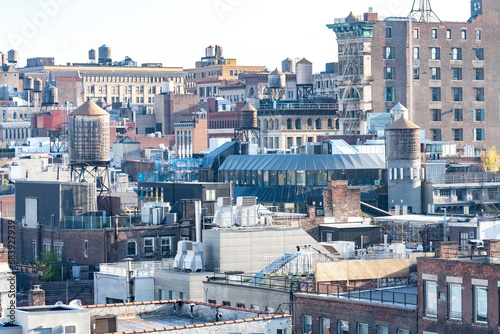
[68,100,112,214]
[234,102,261,147]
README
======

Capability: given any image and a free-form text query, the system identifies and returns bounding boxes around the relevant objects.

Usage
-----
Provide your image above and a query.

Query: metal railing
[299,281,417,307]
[259,103,338,110]
[429,172,500,184]
[207,273,303,292]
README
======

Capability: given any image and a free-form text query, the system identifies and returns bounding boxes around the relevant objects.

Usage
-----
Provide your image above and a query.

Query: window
[84,240,88,258]
[414,67,420,80]
[414,28,419,39]
[315,118,322,129]
[377,327,389,334]
[168,290,174,299]
[179,292,184,299]
[127,241,137,256]
[461,29,467,39]
[413,47,419,60]
[33,241,37,260]
[475,68,484,80]
[476,29,481,40]
[205,189,216,201]
[474,285,487,323]
[397,330,409,334]
[384,46,394,59]
[144,237,154,253]
[159,289,166,300]
[474,48,484,61]
[319,318,330,334]
[384,87,395,102]
[386,27,392,38]
[307,118,312,129]
[161,237,172,253]
[474,109,484,122]
[384,67,395,80]
[454,128,463,141]
[425,281,438,317]
[295,118,302,130]
[474,128,485,141]
[432,28,437,39]
[452,48,462,60]
[431,87,441,101]
[302,315,312,334]
[432,129,442,141]
[44,243,51,253]
[357,323,368,334]
[446,29,451,39]
[430,47,440,60]
[338,320,349,334]
[55,245,62,261]
[431,67,441,80]
[475,87,484,101]
[287,118,292,130]
[440,189,451,197]
[454,109,463,121]
[452,87,463,101]
[448,283,462,320]
[431,109,441,121]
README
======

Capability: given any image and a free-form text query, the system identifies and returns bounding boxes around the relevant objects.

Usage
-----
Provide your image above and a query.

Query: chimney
[28,285,45,306]
[483,239,500,258]
[435,241,458,259]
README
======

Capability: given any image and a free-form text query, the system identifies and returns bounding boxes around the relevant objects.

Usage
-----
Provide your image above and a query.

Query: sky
[1,0,471,72]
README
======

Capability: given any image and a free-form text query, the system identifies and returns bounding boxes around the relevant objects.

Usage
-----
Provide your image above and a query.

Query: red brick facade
[323,181,361,222]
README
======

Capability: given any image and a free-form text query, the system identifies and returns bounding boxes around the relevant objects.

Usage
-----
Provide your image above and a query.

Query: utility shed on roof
[315,258,410,283]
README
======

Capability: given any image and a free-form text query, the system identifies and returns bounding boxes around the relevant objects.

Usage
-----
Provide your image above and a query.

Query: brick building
[2,219,193,266]
[418,240,500,333]
[327,0,500,152]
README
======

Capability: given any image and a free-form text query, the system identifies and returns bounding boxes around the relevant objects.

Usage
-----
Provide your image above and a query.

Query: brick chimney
[28,285,45,306]
[435,241,458,259]
[483,239,500,258]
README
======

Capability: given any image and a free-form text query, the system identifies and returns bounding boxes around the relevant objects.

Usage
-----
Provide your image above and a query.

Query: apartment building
[327,0,500,152]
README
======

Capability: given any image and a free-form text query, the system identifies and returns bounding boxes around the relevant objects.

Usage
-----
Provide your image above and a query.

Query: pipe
[114,216,118,262]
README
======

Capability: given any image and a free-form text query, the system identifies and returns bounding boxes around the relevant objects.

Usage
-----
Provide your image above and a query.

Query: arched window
[269,119,274,130]
[307,118,312,129]
[257,120,261,128]
[328,118,333,129]
[275,119,279,130]
[287,118,292,130]
[295,118,302,130]
[264,87,270,95]
[264,119,269,130]
[315,118,322,130]
[127,240,137,256]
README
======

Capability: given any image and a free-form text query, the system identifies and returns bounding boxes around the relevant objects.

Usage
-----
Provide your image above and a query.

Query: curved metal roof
[219,154,385,171]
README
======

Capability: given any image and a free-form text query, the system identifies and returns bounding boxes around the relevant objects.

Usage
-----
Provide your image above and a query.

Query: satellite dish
[69,299,82,307]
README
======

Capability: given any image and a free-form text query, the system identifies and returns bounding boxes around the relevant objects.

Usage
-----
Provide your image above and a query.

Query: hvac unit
[213,197,234,228]
[173,241,204,272]
[235,196,258,227]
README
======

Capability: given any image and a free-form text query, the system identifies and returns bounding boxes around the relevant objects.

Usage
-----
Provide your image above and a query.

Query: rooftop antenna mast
[410,0,442,23]
[408,0,441,122]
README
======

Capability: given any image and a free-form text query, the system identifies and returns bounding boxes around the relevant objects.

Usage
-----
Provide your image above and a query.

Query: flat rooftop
[84,300,291,333]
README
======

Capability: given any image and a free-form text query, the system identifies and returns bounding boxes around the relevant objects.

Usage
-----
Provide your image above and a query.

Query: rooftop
[83,300,290,333]
[297,284,417,308]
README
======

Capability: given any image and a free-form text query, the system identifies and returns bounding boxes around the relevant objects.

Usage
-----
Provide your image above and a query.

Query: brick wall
[417,255,500,333]
[295,294,417,334]
[323,181,360,222]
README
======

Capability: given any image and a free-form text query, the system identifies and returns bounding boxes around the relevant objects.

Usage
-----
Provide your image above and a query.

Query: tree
[33,251,60,282]
[481,146,500,172]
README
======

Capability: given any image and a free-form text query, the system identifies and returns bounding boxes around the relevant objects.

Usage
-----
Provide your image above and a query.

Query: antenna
[410,0,441,22]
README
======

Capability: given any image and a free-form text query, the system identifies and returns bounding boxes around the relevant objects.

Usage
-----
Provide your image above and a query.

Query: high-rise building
[327,0,500,154]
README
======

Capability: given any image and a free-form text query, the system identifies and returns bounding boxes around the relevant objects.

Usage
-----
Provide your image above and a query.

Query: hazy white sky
[1,0,471,72]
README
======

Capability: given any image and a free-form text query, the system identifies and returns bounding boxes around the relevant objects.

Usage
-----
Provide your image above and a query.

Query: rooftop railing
[298,281,417,307]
